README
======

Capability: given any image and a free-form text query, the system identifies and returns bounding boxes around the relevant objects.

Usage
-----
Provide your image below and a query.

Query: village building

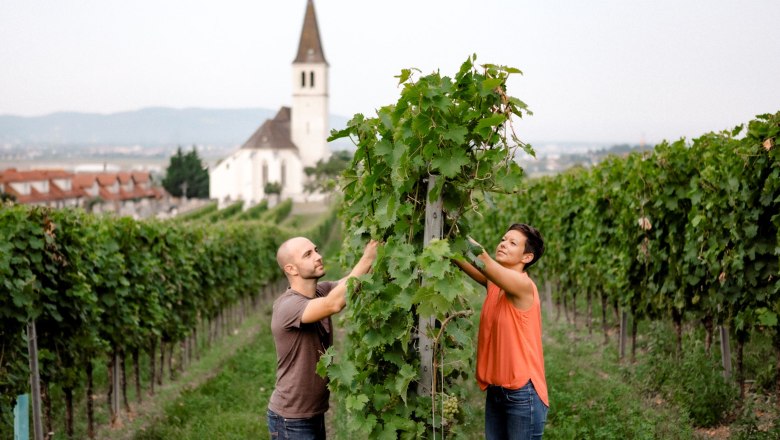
[209,0,331,206]
[0,169,82,208]
[0,168,164,217]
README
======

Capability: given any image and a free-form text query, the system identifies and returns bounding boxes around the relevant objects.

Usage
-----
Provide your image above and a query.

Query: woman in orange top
[454,223,548,439]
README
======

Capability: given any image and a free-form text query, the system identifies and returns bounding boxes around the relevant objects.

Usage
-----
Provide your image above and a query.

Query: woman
[454,223,548,439]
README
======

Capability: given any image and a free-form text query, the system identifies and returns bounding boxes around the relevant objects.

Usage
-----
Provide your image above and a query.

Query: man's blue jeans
[485,382,548,440]
[267,409,326,440]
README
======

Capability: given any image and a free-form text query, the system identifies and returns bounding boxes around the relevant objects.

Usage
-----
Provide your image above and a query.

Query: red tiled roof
[131,172,150,184]
[1,169,162,205]
[0,168,72,183]
[72,173,120,187]
[0,169,85,204]
[117,172,133,184]
[72,174,99,189]
[49,181,86,200]
[96,174,119,186]
[3,184,21,199]
[99,187,122,201]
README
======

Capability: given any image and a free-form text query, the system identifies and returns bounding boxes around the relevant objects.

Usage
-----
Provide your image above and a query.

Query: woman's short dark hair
[508,223,544,268]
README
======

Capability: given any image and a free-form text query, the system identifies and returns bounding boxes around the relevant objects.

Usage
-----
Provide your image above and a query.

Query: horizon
[1,1,778,146]
[0,105,759,148]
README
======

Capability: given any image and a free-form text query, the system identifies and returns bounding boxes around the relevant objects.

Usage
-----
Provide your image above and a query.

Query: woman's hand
[465,236,487,270]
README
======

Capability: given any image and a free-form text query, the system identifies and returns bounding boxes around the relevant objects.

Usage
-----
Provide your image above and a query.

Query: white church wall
[210,150,251,207]
[259,150,304,201]
[211,148,314,205]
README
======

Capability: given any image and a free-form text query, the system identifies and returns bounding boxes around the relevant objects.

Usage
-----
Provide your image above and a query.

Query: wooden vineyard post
[27,321,43,440]
[618,310,628,361]
[111,350,121,426]
[544,282,554,319]
[417,176,443,399]
[720,325,732,379]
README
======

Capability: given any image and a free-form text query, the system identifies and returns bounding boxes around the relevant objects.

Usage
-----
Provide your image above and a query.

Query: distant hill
[0,107,352,148]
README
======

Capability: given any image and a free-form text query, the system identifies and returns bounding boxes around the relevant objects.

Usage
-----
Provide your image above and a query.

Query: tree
[264,181,282,204]
[303,150,352,194]
[162,146,209,198]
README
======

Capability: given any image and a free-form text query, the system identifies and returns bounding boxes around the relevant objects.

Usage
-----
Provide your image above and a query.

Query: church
[209,0,331,205]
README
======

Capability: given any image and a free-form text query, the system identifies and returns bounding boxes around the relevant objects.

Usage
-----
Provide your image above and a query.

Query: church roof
[293,0,328,65]
[240,107,297,151]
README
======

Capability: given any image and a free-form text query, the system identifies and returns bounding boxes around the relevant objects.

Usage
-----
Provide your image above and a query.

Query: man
[267,236,378,439]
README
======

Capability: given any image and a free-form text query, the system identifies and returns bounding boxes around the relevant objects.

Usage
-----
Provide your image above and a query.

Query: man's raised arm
[301,240,378,323]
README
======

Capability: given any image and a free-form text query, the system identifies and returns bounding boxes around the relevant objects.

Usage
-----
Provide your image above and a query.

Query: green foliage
[260,199,293,224]
[469,110,779,429]
[163,146,209,198]
[731,398,780,440]
[634,324,737,427]
[304,149,352,194]
[198,201,244,223]
[324,54,533,437]
[0,203,297,436]
[541,323,695,439]
[135,320,277,440]
[264,181,282,195]
[235,200,268,221]
[176,201,217,222]
[473,110,780,393]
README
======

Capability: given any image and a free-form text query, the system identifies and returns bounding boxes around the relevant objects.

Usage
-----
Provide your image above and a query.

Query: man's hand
[345,239,380,281]
[362,239,379,264]
[301,239,380,323]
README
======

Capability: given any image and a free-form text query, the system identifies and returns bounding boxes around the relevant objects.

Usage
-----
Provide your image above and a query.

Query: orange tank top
[476,276,549,407]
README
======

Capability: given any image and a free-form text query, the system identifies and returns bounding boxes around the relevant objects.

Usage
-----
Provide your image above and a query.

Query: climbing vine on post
[319,54,533,438]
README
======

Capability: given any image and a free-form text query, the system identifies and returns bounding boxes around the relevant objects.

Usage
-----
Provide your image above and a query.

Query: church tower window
[310,71,315,88]
[281,161,287,187]
[262,162,268,186]
[301,71,306,87]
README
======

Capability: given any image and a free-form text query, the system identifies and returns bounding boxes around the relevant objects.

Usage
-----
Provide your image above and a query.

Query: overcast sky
[1,0,778,144]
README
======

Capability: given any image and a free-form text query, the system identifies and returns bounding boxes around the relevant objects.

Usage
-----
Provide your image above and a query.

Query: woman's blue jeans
[485,381,548,439]
[267,409,326,440]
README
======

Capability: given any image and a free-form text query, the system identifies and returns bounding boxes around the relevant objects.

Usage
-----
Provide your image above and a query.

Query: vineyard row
[473,111,780,401]
[0,202,337,438]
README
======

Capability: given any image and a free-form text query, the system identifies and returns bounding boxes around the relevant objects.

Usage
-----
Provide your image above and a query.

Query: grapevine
[469,111,780,402]
[321,54,534,437]
[0,201,337,438]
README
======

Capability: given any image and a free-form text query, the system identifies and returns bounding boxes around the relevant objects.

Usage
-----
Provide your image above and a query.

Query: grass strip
[132,308,276,440]
[542,319,694,440]
[89,306,275,440]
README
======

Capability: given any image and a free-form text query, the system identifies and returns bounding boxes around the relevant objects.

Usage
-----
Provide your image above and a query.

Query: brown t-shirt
[268,281,337,418]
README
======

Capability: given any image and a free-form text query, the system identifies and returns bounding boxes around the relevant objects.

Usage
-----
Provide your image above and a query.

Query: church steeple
[293,0,328,65]
[291,0,330,170]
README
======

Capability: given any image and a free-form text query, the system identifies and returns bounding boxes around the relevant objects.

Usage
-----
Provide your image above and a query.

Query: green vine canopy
[319,54,535,438]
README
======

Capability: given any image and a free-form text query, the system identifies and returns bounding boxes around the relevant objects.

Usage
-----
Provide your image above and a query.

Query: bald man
[267,237,378,440]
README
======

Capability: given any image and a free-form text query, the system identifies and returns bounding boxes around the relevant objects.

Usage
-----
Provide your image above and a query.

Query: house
[72,172,164,215]
[0,169,84,207]
[1,168,164,216]
[209,0,331,206]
